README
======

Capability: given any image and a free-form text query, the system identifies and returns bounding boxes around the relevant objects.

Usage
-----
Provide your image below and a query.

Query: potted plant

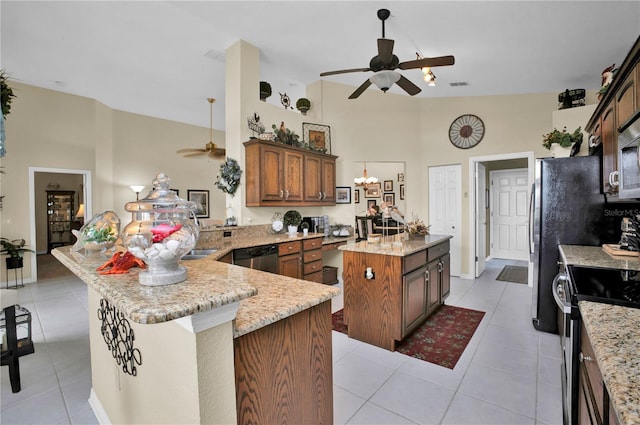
[295,98,311,115]
[542,126,583,157]
[283,210,302,234]
[0,238,34,269]
[259,81,272,101]
[300,221,310,236]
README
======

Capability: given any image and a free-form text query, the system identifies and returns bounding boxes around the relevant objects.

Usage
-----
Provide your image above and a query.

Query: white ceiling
[2,1,639,131]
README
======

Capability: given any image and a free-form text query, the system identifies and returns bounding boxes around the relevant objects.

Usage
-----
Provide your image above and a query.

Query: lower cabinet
[278,240,302,279]
[579,322,620,425]
[277,237,325,282]
[402,266,428,336]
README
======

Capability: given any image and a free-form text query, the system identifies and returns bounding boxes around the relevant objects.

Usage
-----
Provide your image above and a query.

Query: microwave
[618,117,640,199]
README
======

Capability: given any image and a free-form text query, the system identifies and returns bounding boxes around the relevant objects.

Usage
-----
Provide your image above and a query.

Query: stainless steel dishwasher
[232,244,278,274]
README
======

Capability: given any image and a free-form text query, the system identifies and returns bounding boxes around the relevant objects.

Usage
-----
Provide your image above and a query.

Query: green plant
[300,221,310,230]
[0,70,16,118]
[0,238,34,258]
[259,81,272,99]
[215,157,242,196]
[283,210,302,227]
[272,123,301,146]
[542,126,582,150]
[296,97,310,109]
[81,225,117,244]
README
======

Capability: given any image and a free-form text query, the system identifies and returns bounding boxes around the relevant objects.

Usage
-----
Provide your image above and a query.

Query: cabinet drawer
[303,237,323,251]
[403,250,427,274]
[278,241,302,256]
[304,270,324,283]
[427,241,450,262]
[303,260,323,275]
[303,249,322,263]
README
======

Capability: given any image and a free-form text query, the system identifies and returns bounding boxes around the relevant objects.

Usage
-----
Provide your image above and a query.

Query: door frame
[29,167,93,282]
[467,152,534,282]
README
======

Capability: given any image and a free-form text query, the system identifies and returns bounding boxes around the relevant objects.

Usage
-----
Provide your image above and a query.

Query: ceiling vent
[449,81,469,87]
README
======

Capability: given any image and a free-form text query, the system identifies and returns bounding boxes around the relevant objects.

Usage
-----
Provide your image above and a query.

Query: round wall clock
[448,114,485,149]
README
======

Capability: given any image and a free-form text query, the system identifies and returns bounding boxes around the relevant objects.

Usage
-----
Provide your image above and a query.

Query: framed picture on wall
[188,190,209,218]
[397,173,405,182]
[336,186,351,204]
[383,192,395,205]
[364,183,381,198]
[384,180,393,191]
[400,184,405,200]
[354,189,360,204]
[367,199,377,210]
[302,123,331,153]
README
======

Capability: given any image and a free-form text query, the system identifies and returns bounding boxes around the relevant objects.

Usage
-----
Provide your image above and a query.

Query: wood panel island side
[52,246,339,425]
[339,235,452,351]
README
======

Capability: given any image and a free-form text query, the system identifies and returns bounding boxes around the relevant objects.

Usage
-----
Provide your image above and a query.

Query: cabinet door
[601,104,618,194]
[321,158,336,203]
[304,154,323,202]
[284,150,304,202]
[440,253,451,300]
[278,254,301,279]
[616,70,636,127]
[402,266,427,337]
[260,145,285,201]
[426,259,440,315]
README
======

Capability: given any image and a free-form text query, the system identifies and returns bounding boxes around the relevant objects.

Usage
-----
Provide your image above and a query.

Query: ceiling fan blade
[377,38,395,64]
[183,151,208,158]
[320,67,370,77]
[209,148,226,158]
[348,79,373,99]
[176,148,206,154]
[398,55,455,70]
[395,75,422,96]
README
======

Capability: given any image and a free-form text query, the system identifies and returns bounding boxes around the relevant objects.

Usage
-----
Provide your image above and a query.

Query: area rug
[496,265,528,284]
[332,305,485,369]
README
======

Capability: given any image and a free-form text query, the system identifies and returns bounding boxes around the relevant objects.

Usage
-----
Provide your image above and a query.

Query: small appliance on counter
[301,215,330,236]
[120,173,200,286]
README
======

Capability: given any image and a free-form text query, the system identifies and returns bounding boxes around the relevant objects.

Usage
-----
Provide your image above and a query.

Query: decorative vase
[550,143,573,158]
[288,225,298,234]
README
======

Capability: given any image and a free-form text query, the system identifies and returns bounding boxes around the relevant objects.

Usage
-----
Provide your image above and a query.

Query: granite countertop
[52,247,339,336]
[579,301,640,425]
[559,244,640,271]
[339,234,452,257]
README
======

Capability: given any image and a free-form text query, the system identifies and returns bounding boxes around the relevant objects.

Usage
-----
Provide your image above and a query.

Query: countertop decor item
[120,173,199,286]
[72,211,120,252]
[283,210,302,234]
[406,213,431,236]
[215,157,242,196]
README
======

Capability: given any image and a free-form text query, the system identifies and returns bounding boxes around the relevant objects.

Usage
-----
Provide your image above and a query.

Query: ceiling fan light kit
[320,8,454,99]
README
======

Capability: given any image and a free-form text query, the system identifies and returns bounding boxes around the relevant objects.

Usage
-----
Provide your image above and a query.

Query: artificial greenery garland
[215,157,242,196]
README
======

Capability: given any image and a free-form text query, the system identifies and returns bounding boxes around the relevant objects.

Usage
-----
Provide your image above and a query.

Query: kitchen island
[339,234,452,351]
[52,246,339,425]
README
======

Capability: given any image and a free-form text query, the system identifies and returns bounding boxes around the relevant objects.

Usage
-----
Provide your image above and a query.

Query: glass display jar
[120,173,199,286]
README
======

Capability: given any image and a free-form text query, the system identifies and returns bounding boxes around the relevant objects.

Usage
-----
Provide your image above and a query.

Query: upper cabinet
[244,139,338,207]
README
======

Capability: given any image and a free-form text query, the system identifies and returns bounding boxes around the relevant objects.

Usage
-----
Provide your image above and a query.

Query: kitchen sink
[181,248,218,260]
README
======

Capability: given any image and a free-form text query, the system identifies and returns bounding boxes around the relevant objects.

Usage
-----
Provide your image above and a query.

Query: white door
[490,169,529,261]
[429,165,461,276]
[475,163,487,277]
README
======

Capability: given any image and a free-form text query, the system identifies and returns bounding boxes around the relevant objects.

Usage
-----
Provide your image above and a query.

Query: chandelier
[354,162,379,189]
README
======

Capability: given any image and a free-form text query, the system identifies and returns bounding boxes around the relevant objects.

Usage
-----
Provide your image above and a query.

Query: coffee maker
[302,216,330,237]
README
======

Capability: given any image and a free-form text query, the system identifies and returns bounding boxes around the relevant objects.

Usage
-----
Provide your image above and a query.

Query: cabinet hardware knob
[579,352,593,362]
[285,190,289,199]
[280,190,284,198]
[318,192,322,200]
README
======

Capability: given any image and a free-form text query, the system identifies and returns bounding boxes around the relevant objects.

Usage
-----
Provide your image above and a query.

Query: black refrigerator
[530,156,636,333]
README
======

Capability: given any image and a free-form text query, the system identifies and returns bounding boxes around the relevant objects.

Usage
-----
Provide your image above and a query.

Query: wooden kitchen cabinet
[616,64,637,127]
[302,238,324,283]
[601,103,618,194]
[278,237,327,283]
[342,238,451,350]
[278,240,302,279]
[244,139,337,207]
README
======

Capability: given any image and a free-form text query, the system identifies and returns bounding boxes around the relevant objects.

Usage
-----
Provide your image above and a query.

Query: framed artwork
[384,180,394,191]
[187,190,209,218]
[171,188,179,196]
[364,183,381,198]
[354,189,360,204]
[302,122,331,153]
[367,199,377,210]
[397,173,405,182]
[336,186,351,204]
[400,184,405,200]
[383,192,395,205]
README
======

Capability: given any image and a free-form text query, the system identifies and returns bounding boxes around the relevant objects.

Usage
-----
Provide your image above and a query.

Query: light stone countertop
[339,234,452,257]
[52,246,340,337]
[579,301,640,425]
[559,244,640,271]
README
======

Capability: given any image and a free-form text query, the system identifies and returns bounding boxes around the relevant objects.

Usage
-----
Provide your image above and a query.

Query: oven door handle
[552,273,572,314]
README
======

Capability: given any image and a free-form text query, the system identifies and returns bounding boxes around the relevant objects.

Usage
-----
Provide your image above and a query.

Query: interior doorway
[28,167,92,281]
[468,152,534,284]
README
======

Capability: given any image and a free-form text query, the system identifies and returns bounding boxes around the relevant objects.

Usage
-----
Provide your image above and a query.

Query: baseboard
[89,388,111,425]
[459,273,475,280]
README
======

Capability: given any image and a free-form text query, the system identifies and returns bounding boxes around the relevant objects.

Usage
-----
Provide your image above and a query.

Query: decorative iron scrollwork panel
[97,298,142,376]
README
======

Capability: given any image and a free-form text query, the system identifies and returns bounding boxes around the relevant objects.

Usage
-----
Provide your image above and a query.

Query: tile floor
[1,255,562,424]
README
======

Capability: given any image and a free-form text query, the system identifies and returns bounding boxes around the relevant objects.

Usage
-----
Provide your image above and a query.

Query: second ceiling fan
[320,8,455,99]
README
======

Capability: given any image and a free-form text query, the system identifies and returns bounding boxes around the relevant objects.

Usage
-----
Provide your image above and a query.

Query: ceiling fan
[176,98,226,159]
[320,8,455,99]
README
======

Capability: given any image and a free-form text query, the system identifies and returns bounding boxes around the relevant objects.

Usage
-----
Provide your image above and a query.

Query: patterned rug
[332,305,485,369]
[496,265,528,284]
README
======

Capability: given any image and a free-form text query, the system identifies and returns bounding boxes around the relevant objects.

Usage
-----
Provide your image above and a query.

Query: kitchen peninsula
[339,234,452,351]
[52,244,339,425]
